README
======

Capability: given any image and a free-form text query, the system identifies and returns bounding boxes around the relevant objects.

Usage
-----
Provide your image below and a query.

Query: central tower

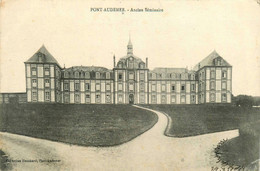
[113,38,149,104]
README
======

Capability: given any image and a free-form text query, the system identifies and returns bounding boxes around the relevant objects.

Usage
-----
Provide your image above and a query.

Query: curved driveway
[0,105,239,171]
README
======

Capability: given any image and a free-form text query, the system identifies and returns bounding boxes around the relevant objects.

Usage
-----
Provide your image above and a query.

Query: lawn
[0,103,158,146]
[215,120,260,169]
[140,104,260,137]
[141,104,260,169]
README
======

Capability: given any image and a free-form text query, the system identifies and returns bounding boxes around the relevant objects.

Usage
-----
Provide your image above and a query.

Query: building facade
[24,40,232,104]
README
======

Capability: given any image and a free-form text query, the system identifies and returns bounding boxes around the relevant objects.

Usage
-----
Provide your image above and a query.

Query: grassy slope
[0,104,158,146]
[141,104,260,168]
[141,104,260,137]
[141,105,260,137]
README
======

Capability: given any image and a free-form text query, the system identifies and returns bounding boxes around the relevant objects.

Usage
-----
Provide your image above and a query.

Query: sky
[1,0,260,96]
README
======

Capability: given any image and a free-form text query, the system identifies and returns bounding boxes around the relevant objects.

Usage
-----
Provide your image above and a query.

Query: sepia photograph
[0,0,260,170]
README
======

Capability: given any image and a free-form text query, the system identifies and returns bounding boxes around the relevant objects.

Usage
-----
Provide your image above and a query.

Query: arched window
[139,63,144,69]
[118,62,122,68]
[129,62,133,68]
[75,72,79,78]
[81,72,84,78]
[171,73,175,79]
[191,74,195,80]
[106,72,110,79]
[85,72,90,79]
[69,71,73,78]
[161,73,166,79]
[64,72,69,78]
[181,73,185,80]
[96,72,100,79]
[152,73,156,79]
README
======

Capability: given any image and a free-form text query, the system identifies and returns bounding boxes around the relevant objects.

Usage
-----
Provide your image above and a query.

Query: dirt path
[0,106,239,171]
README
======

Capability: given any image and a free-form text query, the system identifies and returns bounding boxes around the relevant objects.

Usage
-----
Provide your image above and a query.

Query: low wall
[0,93,27,104]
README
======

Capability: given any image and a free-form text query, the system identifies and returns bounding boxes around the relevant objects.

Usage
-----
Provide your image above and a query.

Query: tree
[235,95,254,107]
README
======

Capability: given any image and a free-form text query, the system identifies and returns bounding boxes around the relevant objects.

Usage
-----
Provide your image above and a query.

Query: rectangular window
[45,92,50,101]
[171,85,175,92]
[106,84,110,91]
[118,83,123,91]
[140,94,145,104]
[140,73,145,81]
[106,94,111,103]
[181,85,185,91]
[210,93,215,102]
[32,68,37,76]
[118,95,123,103]
[181,96,186,103]
[222,93,227,102]
[210,81,215,90]
[210,71,215,79]
[191,95,196,103]
[45,79,50,87]
[129,72,134,80]
[32,91,37,101]
[171,95,176,103]
[222,71,227,78]
[140,83,145,91]
[191,84,195,91]
[85,94,90,103]
[75,83,80,91]
[75,94,80,103]
[96,94,101,103]
[44,68,50,76]
[161,85,166,92]
[85,83,90,91]
[64,94,69,103]
[222,82,227,89]
[96,84,100,91]
[118,73,123,80]
[152,95,156,104]
[129,83,134,91]
[64,83,69,90]
[32,79,37,87]
[152,85,156,92]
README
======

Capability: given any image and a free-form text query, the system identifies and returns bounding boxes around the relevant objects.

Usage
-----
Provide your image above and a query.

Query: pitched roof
[151,68,188,74]
[25,45,61,67]
[118,55,144,63]
[64,66,111,72]
[193,50,231,70]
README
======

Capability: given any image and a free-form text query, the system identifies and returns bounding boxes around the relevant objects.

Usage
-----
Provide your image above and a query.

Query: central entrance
[129,94,134,104]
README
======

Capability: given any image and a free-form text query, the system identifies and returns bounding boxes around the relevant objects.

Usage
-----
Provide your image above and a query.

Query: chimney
[113,55,116,67]
[146,57,148,68]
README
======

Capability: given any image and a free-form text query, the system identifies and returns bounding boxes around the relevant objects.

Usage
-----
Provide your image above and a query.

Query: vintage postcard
[0,0,260,170]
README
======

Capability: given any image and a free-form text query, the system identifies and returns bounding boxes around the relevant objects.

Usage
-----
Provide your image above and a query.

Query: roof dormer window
[96,72,100,79]
[75,72,79,78]
[37,52,45,62]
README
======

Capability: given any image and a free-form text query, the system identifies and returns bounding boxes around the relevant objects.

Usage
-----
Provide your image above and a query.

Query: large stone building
[24,39,232,104]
